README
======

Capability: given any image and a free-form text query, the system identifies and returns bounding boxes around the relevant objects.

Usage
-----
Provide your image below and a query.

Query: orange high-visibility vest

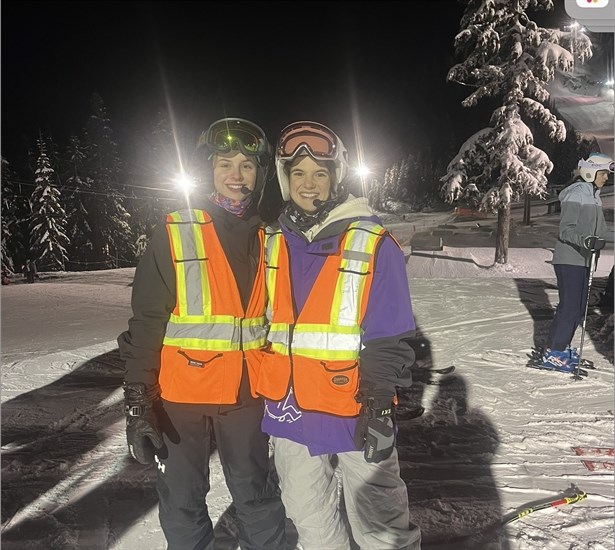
[158,209,267,404]
[257,220,388,416]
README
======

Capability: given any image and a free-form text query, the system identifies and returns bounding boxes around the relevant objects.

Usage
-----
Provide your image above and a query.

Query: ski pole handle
[583,235,605,251]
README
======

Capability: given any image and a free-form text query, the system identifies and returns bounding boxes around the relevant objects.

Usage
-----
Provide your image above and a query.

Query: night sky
[2,1,574,174]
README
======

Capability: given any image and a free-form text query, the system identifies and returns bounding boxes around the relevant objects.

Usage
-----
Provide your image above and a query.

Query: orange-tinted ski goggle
[276,121,341,162]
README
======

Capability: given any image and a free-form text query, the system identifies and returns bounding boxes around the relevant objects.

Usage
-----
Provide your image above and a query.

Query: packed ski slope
[1,210,613,549]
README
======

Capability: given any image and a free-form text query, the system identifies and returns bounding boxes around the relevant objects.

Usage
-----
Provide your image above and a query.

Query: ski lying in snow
[581,460,614,472]
[572,446,614,457]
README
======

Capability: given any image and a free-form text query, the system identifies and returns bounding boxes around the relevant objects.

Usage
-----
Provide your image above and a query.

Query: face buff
[208,191,254,217]
[284,194,345,230]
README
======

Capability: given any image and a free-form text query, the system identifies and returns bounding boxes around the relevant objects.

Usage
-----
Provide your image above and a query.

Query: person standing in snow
[543,152,614,371]
[257,121,421,549]
[24,259,37,283]
[117,117,287,550]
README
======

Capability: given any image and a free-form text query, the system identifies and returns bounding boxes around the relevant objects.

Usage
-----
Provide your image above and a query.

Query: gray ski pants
[272,437,421,550]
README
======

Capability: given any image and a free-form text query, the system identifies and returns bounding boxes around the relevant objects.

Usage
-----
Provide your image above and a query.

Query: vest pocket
[293,357,361,416]
[254,348,292,401]
[159,346,242,404]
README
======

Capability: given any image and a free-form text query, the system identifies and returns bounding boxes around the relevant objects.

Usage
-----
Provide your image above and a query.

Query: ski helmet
[275,121,350,202]
[196,117,273,191]
[577,153,614,183]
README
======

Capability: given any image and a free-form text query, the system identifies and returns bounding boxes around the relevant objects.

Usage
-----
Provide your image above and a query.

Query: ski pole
[573,248,598,380]
[502,487,587,525]
[425,486,587,547]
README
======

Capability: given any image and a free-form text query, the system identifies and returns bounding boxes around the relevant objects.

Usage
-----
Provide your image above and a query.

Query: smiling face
[288,155,332,213]
[212,151,257,200]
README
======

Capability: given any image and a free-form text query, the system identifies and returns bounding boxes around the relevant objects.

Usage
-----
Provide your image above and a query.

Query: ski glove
[584,235,605,251]
[123,382,164,465]
[353,398,396,463]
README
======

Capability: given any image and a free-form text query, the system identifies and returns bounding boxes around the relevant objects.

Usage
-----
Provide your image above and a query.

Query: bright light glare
[355,164,371,177]
[606,79,614,87]
[173,173,195,193]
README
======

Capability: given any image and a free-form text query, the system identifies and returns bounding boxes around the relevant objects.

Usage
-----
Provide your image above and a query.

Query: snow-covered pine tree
[62,134,95,267]
[1,156,26,273]
[440,0,592,264]
[367,176,385,212]
[126,109,180,254]
[397,155,411,202]
[82,93,133,268]
[29,138,69,271]
[379,156,413,213]
[379,162,396,212]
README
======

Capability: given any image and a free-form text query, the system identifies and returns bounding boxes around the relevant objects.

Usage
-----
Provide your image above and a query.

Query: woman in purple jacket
[260,121,422,549]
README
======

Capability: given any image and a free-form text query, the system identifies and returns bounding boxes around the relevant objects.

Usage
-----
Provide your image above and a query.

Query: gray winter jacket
[552,178,613,267]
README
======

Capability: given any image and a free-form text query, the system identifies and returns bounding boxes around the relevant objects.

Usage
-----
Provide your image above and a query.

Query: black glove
[583,235,605,251]
[123,382,164,464]
[353,398,396,463]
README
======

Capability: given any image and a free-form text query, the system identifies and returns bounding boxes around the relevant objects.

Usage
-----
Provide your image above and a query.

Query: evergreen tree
[539,120,600,189]
[82,93,133,268]
[29,138,69,271]
[378,157,411,213]
[366,176,385,211]
[440,0,592,264]
[1,156,26,272]
[62,134,95,267]
[411,151,447,211]
[125,109,180,254]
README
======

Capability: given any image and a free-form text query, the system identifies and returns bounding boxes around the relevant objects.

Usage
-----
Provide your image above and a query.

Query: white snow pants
[272,437,421,550]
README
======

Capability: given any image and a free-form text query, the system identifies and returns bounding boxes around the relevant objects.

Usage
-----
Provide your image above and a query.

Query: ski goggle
[276,121,341,161]
[578,156,614,173]
[199,118,271,158]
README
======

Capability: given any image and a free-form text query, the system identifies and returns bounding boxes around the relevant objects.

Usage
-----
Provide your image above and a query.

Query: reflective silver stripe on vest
[169,209,210,317]
[164,209,266,350]
[333,222,381,326]
[265,221,384,359]
[264,226,283,323]
[165,315,267,350]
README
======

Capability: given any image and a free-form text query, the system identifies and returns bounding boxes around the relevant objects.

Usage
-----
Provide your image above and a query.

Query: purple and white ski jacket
[261,197,417,456]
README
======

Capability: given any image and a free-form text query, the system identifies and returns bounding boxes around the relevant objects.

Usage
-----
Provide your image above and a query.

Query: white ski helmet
[577,153,614,183]
[275,121,350,202]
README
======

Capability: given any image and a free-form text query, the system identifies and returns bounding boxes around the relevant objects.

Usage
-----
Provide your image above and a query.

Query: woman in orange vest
[259,121,422,549]
[118,118,287,549]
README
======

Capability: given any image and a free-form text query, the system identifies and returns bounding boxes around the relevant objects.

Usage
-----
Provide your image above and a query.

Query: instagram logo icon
[576,0,609,6]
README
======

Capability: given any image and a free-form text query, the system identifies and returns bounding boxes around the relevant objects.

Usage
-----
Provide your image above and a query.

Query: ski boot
[566,345,595,369]
[541,348,578,373]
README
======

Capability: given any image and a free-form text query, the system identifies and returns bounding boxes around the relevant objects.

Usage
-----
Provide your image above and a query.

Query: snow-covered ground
[1,206,614,550]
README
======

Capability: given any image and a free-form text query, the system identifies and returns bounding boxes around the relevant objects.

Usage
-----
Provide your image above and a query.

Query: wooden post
[523,193,531,225]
